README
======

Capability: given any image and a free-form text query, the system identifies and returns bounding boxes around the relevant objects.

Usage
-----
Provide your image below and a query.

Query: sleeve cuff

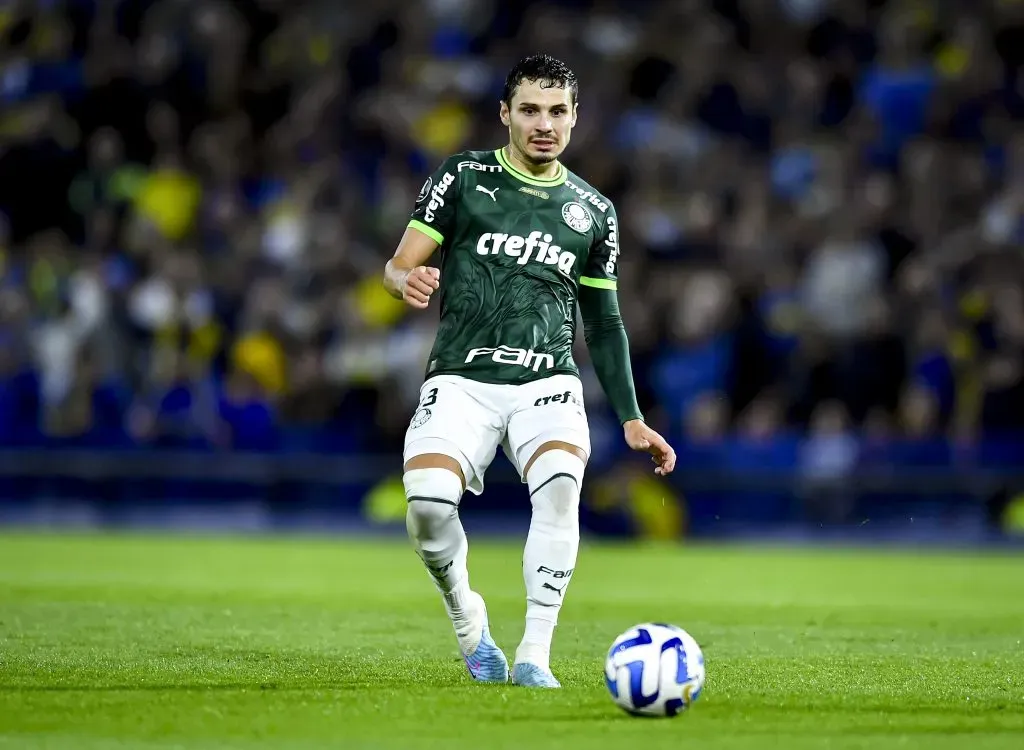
[408,220,444,245]
[580,276,617,290]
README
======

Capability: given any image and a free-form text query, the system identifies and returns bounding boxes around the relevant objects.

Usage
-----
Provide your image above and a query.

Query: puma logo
[542,582,566,597]
[475,185,499,202]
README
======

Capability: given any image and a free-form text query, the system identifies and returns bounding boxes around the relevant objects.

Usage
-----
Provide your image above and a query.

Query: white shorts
[403,373,591,495]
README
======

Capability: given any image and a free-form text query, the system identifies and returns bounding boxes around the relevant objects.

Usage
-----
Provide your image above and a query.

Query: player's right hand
[403,266,440,309]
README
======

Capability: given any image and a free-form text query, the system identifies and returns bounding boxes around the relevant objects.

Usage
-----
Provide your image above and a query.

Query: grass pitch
[1,531,1022,749]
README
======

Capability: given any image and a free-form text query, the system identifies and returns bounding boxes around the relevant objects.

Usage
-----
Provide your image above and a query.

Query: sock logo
[426,560,453,579]
[542,582,566,597]
[536,566,574,579]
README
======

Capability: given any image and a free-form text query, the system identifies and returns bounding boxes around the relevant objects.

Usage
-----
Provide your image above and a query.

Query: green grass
[1,531,1023,749]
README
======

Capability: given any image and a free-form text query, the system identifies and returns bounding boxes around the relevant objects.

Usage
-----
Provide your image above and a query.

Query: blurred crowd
[2,0,1024,480]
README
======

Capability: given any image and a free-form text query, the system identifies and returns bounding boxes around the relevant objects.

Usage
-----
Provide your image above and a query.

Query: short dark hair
[502,54,578,106]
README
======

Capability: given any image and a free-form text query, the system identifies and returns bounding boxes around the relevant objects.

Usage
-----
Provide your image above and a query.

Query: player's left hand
[623,419,676,476]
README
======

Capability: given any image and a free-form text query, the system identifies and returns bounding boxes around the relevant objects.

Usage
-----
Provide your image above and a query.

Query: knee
[534,476,580,518]
[404,467,462,535]
[406,499,457,536]
[527,450,585,519]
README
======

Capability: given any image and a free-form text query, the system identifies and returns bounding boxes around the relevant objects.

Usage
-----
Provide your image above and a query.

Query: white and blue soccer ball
[604,622,705,717]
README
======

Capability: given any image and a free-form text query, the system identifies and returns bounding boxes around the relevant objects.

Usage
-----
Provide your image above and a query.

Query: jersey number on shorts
[410,387,439,430]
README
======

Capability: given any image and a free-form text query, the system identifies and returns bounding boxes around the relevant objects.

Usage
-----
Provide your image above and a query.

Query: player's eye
[522,108,536,115]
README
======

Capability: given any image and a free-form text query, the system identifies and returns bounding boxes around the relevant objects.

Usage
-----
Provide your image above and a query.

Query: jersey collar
[495,147,567,187]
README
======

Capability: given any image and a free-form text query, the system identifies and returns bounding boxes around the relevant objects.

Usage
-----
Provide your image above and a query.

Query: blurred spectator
[798,399,858,524]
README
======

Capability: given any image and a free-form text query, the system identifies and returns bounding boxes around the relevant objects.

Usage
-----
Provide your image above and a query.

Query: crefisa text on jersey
[604,216,619,274]
[475,231,577,276]
[565,179,608,213]
[424,172,455,223]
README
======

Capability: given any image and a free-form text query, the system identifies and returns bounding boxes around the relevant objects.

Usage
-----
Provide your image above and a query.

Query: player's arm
[578,279,643,425]
[384,159,460,309]
[384,228,440,309]
[578,206,676,475]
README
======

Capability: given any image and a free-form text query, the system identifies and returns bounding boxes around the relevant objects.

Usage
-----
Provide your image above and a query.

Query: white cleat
[512,662,561,688]
[459,593,509,683]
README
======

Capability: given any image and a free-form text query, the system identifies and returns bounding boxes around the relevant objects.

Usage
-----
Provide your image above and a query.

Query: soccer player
[382,54,676,688]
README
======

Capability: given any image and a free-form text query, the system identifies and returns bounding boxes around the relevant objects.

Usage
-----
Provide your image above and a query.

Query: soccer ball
[603,622,705,717]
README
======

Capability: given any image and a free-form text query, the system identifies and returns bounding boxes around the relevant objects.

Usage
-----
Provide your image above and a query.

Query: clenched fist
[402,266,440,309]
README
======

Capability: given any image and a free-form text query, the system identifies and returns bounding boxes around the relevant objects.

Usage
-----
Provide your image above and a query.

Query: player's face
[500,80,577,165]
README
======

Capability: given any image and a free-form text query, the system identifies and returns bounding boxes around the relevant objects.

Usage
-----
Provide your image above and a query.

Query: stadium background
[2,0,1024,543]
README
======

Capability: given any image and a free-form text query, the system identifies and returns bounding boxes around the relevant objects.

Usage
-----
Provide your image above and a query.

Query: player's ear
[499,100,510,127]
[571,102,578,127]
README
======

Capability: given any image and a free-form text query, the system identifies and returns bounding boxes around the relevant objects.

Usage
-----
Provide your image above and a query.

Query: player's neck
[502,145,561,180]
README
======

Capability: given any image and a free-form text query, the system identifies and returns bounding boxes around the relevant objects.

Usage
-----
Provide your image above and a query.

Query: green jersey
[408,148,620,386]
